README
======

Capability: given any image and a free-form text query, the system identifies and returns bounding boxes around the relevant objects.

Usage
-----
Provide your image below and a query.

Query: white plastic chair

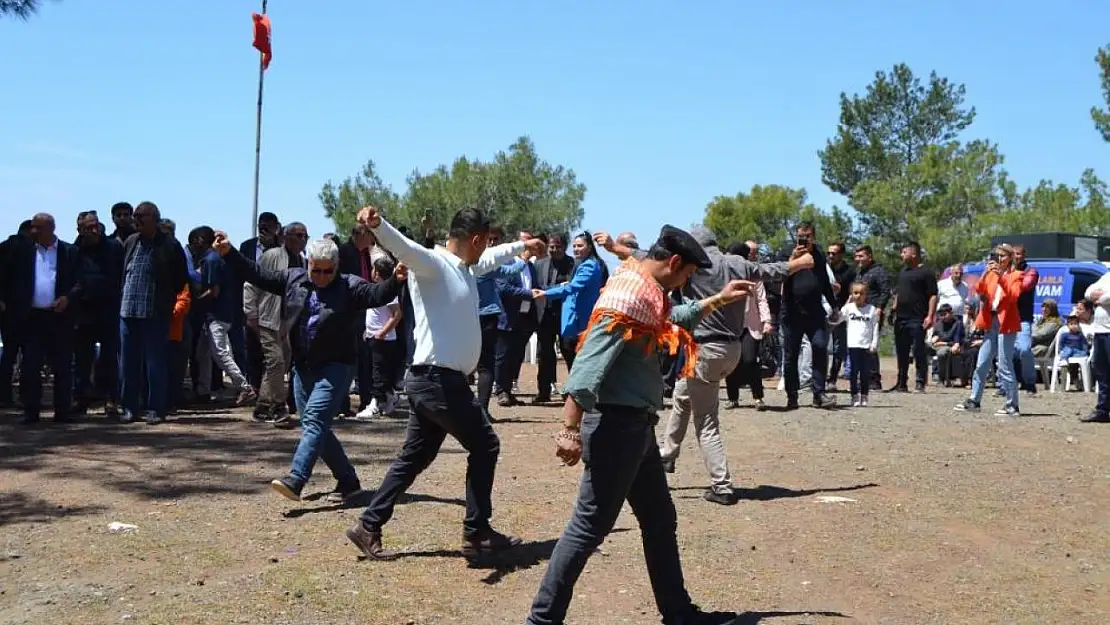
[1048,327,1095,392]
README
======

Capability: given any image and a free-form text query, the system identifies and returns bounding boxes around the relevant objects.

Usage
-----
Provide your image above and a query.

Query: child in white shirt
[841,281,880,406]
[356,257,403,419]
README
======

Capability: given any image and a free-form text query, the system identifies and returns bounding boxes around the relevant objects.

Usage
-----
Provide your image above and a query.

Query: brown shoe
[345,524,394,560]
[460,528,522,560]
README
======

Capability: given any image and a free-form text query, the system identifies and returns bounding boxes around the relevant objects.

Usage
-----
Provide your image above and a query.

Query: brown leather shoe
[345,524,394,560]
[460,528,522,560]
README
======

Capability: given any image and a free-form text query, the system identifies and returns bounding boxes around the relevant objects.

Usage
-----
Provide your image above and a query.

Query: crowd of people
[1,201,1108,624]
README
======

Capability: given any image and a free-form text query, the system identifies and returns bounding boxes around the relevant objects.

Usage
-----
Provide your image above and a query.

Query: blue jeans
[847,347,873,397]
[120,316,170,416]
[969,321,1018,410]
[527,408,692,625]
[1015,320,1036,387]
[290,363,358,488]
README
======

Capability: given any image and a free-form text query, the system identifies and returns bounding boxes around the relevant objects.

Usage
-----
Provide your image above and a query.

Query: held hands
[531,288,546,300]
[762,322,774,335]
[357,206,382,228]
[555,427,583,466]
[394,263,408,283]
[212,231,232,256]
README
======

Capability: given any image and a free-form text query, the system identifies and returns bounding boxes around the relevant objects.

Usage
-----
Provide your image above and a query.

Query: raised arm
[472,242,527,276]
[348,275,403,311]
[368,217,440,276]
[219,243,288,296]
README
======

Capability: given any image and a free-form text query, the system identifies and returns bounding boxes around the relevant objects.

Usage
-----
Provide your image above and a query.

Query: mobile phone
[988,252,999,262]
[796,235,809,247]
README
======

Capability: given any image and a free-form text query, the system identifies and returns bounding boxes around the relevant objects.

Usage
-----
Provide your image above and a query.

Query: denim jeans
[361,366,500,539]
[527,408,693,625]
[289,362,358,489]
[847,347,873,397]
[1015,320,1036,387]
[120,316,170,416]
[969,321,1018,409]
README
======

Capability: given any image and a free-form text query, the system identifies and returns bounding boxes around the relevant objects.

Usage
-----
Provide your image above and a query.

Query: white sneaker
[860,396,868,407]
[851,394,861,407]
[356,398,378,420]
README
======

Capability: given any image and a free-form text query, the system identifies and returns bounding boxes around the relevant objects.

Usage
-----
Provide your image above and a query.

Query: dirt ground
[1,363,1108,625]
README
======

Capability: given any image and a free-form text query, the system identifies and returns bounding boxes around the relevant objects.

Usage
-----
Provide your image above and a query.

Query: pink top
[744,280,772,339]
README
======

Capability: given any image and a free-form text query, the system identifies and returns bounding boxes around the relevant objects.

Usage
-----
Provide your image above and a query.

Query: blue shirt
[121,240,155,319]
[201,250,235,323]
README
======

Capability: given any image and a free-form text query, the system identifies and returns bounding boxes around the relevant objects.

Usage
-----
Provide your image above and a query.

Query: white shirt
[519,260,533,314]
[842,302,880,350]
[1085,273,1110,334]
[371,219,525,374]
[937,277,970,316]
[365,297,400,341]
[32,239,58,309]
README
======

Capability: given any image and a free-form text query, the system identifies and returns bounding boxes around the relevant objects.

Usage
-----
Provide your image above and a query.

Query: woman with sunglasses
[213,230,405,504]
[532,231,609,372]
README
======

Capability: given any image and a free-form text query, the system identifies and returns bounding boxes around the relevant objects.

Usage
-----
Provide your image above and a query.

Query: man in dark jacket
[779,222,839,409]
[74,210,125,415]
[109,201,136,245]
[853,245,892,388]
[493,251,539,407]
[0,214,86,423]
[215,230,403,503]
[536,233,574,401]
[119,201,189,424]
[0,219,33,407]
[826,241,856,389]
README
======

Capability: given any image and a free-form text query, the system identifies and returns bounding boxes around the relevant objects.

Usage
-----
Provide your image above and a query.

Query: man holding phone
[779,222,839,409]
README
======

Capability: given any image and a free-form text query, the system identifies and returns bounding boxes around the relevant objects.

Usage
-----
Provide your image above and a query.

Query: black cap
[654,224,712,269]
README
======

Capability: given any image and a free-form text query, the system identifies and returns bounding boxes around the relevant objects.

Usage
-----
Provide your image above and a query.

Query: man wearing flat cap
[659,225,813,505]
[525,225,751,625]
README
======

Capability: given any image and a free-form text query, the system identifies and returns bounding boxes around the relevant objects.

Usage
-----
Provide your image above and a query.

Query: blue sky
[1,0,1107,249]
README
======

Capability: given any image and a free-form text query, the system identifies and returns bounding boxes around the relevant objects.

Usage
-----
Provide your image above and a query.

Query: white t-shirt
[936,277,970,316]
[842,301,880,350]
[365,297,400,341]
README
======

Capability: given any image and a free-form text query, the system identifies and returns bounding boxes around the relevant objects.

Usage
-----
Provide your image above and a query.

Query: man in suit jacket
[74,210,125,415]
[494,252,539,407]
[0,213,86,423]
[0,219,33,407]
[534,233,574,401]
[239,211,281,393]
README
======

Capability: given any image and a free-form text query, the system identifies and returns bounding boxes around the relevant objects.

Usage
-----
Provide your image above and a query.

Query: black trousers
[726,330,764,401]
[360,366,500,539]
[368,338,398,403]
[782,314,830,399]
[894,317,928,388]
[20,309,75,418]
[73,316,120,403]
[355,338,374,410]
[535,315,560,398]
[495,324,533,394]
[0,313,21,403]
[475,314,499,415]
[560,334,579,374]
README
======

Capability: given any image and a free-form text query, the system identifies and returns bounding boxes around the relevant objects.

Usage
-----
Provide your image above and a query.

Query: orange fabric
[169,285,191,342]
[574,259,697,379]
[252,13,272,69]
[974,270,1023,334]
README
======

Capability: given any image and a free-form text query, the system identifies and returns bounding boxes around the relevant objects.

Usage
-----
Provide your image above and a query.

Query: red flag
[252,13,272,70]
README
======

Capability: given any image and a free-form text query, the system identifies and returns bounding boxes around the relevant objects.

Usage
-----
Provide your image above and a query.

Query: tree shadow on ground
[381,527,634,585]
[732,610,849,624]
[284,489,465,518]
[0,417,401,501]
[672,483,878,502]
[0,490,108,527]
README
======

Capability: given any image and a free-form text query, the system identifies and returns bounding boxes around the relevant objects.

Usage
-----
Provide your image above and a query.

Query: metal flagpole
[250,0,268,235]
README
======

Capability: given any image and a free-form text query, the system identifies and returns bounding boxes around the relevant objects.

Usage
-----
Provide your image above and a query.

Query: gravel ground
[1,364,1108,625]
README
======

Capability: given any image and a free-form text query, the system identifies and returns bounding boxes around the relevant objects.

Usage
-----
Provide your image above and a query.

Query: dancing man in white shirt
[346,205,546,561]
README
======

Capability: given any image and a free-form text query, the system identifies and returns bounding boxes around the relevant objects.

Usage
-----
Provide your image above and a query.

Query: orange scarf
[576,259,696,378]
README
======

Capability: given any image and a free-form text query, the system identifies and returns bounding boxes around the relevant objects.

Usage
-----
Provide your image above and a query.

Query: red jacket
[974,269,1023,334]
